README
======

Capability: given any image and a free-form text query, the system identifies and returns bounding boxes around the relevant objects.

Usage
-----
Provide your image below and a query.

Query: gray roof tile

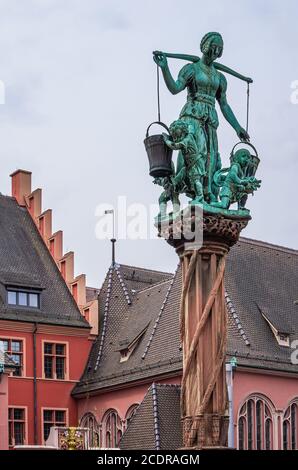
[119,384,182,450]
[74,237,298,396]
[0,195,89,328]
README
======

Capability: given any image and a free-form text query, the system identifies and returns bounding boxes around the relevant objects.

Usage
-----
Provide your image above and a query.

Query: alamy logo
[290,80,298,104]
[290,340,298,364]
[94,196,203,250]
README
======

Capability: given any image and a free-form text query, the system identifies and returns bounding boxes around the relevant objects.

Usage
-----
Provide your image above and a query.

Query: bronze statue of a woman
[153,32,250,203]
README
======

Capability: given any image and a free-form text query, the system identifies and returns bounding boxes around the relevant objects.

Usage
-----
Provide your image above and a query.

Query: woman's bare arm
[153,52,186,95]
[217,73,250,141]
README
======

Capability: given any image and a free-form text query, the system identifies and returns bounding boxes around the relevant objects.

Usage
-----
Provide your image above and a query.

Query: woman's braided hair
[200,32,223,56]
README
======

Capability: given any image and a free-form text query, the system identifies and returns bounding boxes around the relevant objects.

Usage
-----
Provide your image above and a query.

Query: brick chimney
[10,169,32,206]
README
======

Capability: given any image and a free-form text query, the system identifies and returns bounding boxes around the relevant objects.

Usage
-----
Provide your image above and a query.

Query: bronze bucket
[144,121,173,177]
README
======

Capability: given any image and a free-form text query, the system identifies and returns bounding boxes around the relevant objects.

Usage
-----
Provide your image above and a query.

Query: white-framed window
[0,338,24,376]
[7,289,40,308]
[43,409,67,442]
[43,342,67,380]
[8,407,27,446]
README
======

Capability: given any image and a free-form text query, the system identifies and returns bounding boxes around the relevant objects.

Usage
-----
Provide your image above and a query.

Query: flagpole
[104,209,116,266]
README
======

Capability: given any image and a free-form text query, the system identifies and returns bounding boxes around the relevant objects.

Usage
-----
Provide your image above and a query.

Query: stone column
[157,208,249,449]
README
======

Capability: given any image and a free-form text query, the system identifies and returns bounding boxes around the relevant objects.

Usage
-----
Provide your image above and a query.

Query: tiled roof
[116,264,173,293]
[119,384,182,450]
[256,303,293,334]
[0,195,89,329]
[225,237,298,365]
[73,237,298,396]
[225,291,250,346]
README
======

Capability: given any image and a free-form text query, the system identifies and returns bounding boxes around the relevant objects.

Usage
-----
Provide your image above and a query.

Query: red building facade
[0,324,91,448]
[0,170,95,449]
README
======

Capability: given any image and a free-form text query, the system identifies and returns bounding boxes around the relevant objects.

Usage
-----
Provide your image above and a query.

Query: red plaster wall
[0,373,9,449]
[233,369,298,449]
[0,327,92,449]
[77,375,181,424]
[234,370,298,411]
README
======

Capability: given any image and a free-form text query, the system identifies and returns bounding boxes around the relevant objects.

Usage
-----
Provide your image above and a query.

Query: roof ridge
[239,237,298,255]
[75,356,182,391]
[151,383,161,450]
[154,383,181,389]
[225,291,250,346]
[114,265,132,305]
[228,350,296,365]
[136,277,173,293]
[94,267,114,371]
[118,263,173,277]
[142,265,179,360]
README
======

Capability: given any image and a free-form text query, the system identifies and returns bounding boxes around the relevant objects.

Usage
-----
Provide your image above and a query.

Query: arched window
[80,413,100,448]
[283,400,298,450]
[102,409,123,448]
[237,395,274,450]
[125,404,139,429]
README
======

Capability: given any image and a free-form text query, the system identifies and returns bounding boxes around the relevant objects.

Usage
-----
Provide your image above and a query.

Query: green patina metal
[212,148,261,211]
[150,32,261,219]
[230,357,237,368]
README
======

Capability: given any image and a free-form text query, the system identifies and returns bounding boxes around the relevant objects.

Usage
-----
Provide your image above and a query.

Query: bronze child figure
[153,161,180,219]
[163,119,206,204]
[212,148,261,210]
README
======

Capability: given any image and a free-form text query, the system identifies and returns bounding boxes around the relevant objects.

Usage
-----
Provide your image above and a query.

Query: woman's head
[200,32,224,62]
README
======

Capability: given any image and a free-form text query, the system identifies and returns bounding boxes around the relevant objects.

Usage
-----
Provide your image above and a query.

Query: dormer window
[276,332,290,347]
[257,304,291,348]
[120,349,131,362]
[118,327,148,363]
[7,289,40,309]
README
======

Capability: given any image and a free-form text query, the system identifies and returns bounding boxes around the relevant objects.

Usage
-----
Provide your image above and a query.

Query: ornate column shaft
[157,209,249,449]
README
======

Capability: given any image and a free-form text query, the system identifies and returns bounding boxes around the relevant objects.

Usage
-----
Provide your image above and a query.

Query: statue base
[155,205,250,252]
[182,414,229,449]
[155,202,250,229]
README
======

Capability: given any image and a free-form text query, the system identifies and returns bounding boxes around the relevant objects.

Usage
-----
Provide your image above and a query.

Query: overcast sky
[0,0,297,287]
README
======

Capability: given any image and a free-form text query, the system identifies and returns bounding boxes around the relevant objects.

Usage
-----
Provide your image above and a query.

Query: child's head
[169,119,189,142]
[232,148,251,166]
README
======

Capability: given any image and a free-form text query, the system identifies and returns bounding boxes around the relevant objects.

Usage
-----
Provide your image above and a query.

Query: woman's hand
[237,127,250,142]
[153,51,168,69]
